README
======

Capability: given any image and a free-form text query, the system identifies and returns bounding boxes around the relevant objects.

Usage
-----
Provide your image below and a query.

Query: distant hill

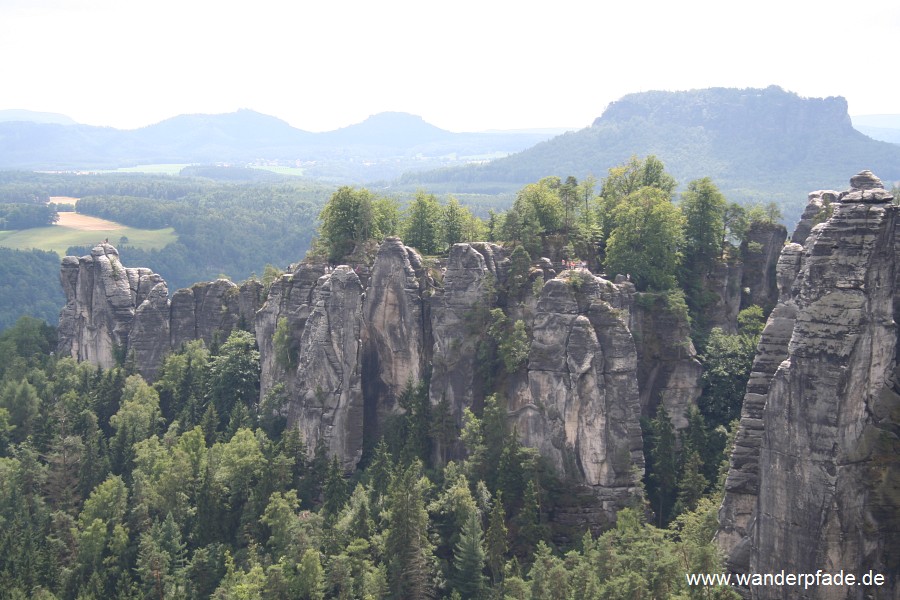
[318,112,454,147]
[0,110,556,181]
[852,115,900,145]
[400,86,900,223]
[130,109,314,162]
[0,109,78,125]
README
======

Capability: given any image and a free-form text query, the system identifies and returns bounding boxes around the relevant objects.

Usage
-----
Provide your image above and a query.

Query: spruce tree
[647,405,678,525]
[451,511,486,599]
[485,493,508,586]
[674,449,709,517]
[323,457,348,519]
[385,461,432,599]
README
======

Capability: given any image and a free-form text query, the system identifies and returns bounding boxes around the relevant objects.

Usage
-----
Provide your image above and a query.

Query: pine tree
[323,457,348,519]
[430,396,456,468]
[44,433,84,515]
[674,449,709,517]
[485,493,508,586]
[514,480,545,556]
[385,461,432,599]
[452,511,486,599]
[646,405,678,526]
[200,403,218,445]
[297,548,325,600]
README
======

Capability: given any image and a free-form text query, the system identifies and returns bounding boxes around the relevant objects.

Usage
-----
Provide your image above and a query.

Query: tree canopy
[604,186,685,290]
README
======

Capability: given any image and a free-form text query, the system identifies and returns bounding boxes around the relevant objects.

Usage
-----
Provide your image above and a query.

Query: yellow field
[0,219,177,256]
[49,196,80,205]
[56,212,124,231]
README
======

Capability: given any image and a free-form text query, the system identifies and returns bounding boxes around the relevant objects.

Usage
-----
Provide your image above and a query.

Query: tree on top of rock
[604,186,685,291]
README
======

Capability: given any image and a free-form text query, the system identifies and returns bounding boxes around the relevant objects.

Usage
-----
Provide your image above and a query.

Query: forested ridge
[0,156,787,598]
[399,87,900,228]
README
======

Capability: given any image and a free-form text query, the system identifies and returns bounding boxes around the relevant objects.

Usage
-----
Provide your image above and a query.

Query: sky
[1,0,898,133]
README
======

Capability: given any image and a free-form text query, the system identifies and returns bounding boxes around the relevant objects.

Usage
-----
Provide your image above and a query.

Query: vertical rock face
[706,260,744,333]
[254,263,325,404]
[61,239,652,523]
[428,243,502,423]
[631,294,702,430]
[58,244,169,373]
[58,244,261,381]
[740,221,788,312]
[508,272,643,511]
[718,172,899,599]
[288,266,365,470]
[256,240,647,520]
[170,278,261,350]
[361,238,429,433]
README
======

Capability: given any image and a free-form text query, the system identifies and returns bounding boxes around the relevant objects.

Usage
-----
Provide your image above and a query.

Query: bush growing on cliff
[273,317,298,370]
[699,326,758,429]
[487,309,530,373]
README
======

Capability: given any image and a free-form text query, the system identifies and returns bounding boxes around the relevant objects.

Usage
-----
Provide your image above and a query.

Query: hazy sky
[1,0,897,132]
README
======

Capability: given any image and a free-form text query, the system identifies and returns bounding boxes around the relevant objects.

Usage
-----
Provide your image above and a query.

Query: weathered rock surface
[508,272,643,512]
[362,238,430,436]
[740,221,788,312]
[255,263,325,405]
[58,244,261,381]
[791,190,837,244]
[289,266,365,470]
[428,243,502,427]
[718,172,899,599]
[170,278,261,350]
[59,244,168,375]
[253,240,647,519]
[631,293,702,430]
[705,260,744,333]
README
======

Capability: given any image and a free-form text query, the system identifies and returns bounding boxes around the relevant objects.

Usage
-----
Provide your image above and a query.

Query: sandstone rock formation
[255,262,326,405]
[289,266,365,470]
[58,243,261,381]
[59,244,168,376]
[791,190,837,244]
[251,239,648,518]
[740,221,787,312]
[717,171,899,599]
[428,243,502,426]
[705,260,743,333]
[507,271,644,512]
[630,293,703,431]
[65,230,784,530]
[362,238,430,436]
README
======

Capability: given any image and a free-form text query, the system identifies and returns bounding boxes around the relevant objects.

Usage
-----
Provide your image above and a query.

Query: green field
[0,225,178,256]
[250,165,306,177]
[93,164,192,175]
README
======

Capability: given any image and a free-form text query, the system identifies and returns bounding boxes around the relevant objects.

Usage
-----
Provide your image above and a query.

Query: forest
[0,156,783,598]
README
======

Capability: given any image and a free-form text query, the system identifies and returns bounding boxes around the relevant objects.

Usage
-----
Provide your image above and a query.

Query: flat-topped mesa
[717,171,899,600]
[58,243,261,381]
